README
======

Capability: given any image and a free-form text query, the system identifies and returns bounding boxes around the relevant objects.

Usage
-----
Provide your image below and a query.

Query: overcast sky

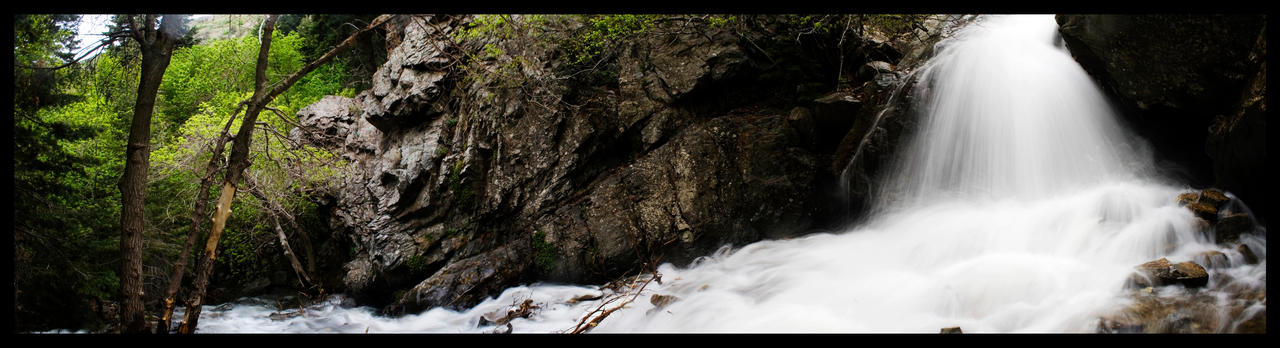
[73,14,213,59]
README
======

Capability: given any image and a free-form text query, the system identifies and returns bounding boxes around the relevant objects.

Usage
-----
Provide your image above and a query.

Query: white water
[180,15,1264,333]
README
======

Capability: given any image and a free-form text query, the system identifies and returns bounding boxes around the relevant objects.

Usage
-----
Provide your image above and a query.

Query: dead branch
[157,101,245,333]
[568,273,657,334]
[246,177,314,289]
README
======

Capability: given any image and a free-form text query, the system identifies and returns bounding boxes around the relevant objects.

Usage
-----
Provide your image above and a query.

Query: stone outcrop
[1056,15,1267,222]
[293,15,943,312]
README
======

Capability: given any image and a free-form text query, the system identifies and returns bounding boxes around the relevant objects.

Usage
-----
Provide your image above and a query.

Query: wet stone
[1236,244,1259,265]
[647,294,682,316]
[1199,189,1230,208]
[268,311,302,321]
[1133,258,1210,288]
[1176,192,1199,206]
[1185,202,1219,222]
[1097,318,1144,333]
[1193,251,1230,269]
[650,294,680,309]
[1214,213,1254,243]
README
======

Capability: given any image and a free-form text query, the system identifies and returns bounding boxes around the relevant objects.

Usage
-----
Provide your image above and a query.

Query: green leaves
[532,230,558,274]
[14,16,355,331]
[564,15,660,65]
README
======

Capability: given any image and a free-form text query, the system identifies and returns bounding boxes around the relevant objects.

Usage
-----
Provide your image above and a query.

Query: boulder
[1175,192,1199,206]
[856,61,895,81]
[1131,258,1209,288]
[1214,213,1255,243]
[1199,189,1230,208]
[1236,244,1259,265]
[1193,251,1230,269]
[1185,202,1218,222]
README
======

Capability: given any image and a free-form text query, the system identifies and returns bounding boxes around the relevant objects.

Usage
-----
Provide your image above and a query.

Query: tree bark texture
[158,104,241,333]
[119,14,183,334]
[178,15,279,334]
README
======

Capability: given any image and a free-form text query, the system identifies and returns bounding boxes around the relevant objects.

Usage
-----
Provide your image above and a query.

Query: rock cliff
[292,14,946,313]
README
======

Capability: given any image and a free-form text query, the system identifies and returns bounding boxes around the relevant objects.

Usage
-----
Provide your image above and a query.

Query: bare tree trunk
[177,15,279,333]
[157,103,242,333]
[119,14,184,334]
[176,14,393,334]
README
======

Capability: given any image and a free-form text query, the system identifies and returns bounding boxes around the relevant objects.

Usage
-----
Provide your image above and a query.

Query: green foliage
[12,14,81,66]
[454,14,548,42]
[707,15,737,29]
[14,15,357,331]
[532,230,558,274]
[861,14,929,39]
[217,198,272,286]
[562,15,661,65]
[14,50,128,330]
[282,14,386,91]
[406,254,429,273]
[14,14,83,113]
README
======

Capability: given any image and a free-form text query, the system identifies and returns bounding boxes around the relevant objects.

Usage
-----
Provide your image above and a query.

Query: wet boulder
[1130,258,1209,289]
[1199,189,1230,208]
[1236,244,1259,265]
[1214,213,1255,243]
[1192,251,1230,269]
[1186,202,1219,222]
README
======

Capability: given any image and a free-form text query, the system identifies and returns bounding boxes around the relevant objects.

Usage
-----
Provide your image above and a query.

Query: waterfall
[880,15,1155,208]
[172,15,1264,333]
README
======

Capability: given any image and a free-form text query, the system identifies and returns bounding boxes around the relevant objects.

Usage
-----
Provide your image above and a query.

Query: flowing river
[175,14,1266,333]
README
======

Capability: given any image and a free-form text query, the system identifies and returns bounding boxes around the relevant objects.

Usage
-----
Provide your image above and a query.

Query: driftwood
[568,273,658,334]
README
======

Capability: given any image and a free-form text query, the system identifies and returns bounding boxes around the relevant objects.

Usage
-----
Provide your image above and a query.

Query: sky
[72,14,212,59]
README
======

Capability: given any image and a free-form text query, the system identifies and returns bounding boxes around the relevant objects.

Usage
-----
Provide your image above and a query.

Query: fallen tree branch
[568,273,657,334]
[248,178,314,289]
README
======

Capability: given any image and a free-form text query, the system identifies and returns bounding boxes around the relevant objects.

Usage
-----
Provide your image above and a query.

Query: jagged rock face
[295,14,935,312]
[1056,15,1267,222]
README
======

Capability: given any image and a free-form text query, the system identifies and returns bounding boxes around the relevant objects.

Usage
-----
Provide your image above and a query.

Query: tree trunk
[157,103,241,333]
[177,15,279,334]
[119,14,183,334]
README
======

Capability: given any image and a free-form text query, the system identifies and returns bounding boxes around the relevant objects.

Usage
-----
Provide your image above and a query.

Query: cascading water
[176,15,1264,333]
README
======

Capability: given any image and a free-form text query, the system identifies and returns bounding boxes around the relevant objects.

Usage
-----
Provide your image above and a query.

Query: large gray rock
[296,14,937,312]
